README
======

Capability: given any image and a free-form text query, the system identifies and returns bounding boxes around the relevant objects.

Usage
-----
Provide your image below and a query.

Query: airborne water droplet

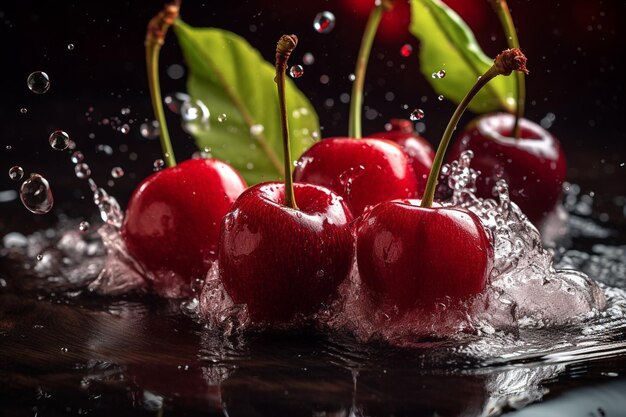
[111,167,124,178]
[217,113,227,123]
[289,65,304,78]
[140,120,160,139]
[20,173,54,214]
[8,166,24,181]
[120,124,130,134]
[164,92,191,114]
[153,159,165,171]
[27,71,50,94]
[70,151,84,164]
[313,11,336,34]
[79,221,90,233]
[181,100,210,134]
[438,95,444,101]
[431,69,446,79]
[20,107,27,114]
[410,109,425,121]
[75,163,91,179]
[400,44,413,57]
[250,124,264,136]
[303,52,315,65]
[49,130,70,151]
[67,43,75,51]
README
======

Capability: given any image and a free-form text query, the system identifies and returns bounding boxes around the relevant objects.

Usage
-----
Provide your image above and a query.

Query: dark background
[0,0,624,232]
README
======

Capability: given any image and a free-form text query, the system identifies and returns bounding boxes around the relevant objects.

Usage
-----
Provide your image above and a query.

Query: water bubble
[75,163,91,179]
[140,120,160,139]
[400,44,413,57]
[250,124,264,136]
[410,109,425,121]
[120,107,131,115]
[27,71,50,94]
[96,144,114,156]
[431,69,446,79]
[70,151,84,164]
[313,11,336,34]
[20,173,54,214]
[36,254,44,261]
[303,52,315,65]
[348,73,356,82]
[111,167,124,178]
[164,92,191,114]
[217,113,227,123]
[438,95,444,101]
[20,107,27,114]
[289,65,304,78]
[181,99,210,134]
[67,43,74,51]
[8,166,24,181]
[153,159,165,171]
[79,221,90,233]
[120,124,130,134]
[49,130,70,151]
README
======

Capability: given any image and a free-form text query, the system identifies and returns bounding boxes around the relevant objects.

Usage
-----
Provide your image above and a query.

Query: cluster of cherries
[122,33,565,324]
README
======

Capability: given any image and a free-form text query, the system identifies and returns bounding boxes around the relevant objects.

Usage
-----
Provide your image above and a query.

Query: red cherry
[219,182,354,323]
[447,113,567,225]
[122,158,247,296]
[366,119,435,192]
[293,138,419,216]
[356,200,493,312]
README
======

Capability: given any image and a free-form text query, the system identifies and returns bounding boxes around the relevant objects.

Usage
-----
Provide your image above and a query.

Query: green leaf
[409,0,516,113]
[173,20,320,185]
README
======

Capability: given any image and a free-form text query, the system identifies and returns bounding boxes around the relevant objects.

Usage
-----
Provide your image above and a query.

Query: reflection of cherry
[448,113,566,225]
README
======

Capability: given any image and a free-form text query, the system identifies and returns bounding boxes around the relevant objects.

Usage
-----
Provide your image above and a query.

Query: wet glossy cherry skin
[122,158,247,296]
[219,182,354,323]
[447,113,566,226]
[293,138,419,216]
[356,200,493,312]
[366,119,435,192]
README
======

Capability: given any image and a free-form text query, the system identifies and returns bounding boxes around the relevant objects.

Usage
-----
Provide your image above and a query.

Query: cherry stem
[145,0,180,168]
[489,0,525,139]
[421,49,528,208]
[348,0,395,139]
[275,34,299,209]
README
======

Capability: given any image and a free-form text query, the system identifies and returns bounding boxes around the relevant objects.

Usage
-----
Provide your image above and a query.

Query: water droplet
[303,52,315,65]
[217,113,227,123]
[111,167,124,178]
[75,163,91,179]
[348,73,356,82]
[140,120,160,139]
[313,11,336,34]
[27,71,50,94]
[8,166,23,181]
[70,151,84,164]
[153,159,165,171]
[96,144,114,155]
[400,44,413,57]
[36,254,44,261]
[67,43,75,51]
[289,65,304,78]
[410,109,425,121]
[49,130,70,151]
[79,221,90,233]
[120,107,131,115]
[20,107,27,114]
[20,173,54,214]
[120,124,130,134]
[431,69,446,79]
[250,124,264,136]
[164,92,191,114]
[438,95,444,101]
[181,100,210,134]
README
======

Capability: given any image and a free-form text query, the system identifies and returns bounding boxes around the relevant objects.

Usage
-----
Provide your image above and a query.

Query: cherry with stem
[145,0,180,167]
[348,0,396,138]
[488,0,525,139]
[421,48,529,208]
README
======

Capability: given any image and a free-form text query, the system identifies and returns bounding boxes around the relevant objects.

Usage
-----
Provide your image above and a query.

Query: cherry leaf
[173,20,320,185]
[409,0,516,113]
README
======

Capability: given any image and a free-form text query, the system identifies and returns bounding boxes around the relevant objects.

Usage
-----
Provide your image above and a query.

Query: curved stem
[146,44,176,167]
[348,4,384,139]
[489,0,525,138]
[421,67,500,208]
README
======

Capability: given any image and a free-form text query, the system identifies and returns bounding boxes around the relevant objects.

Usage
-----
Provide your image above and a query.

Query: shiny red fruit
[447,113,567,226]
[122,158,247,296]
[293,138,419,216]
[367,119,435,191]
[219,182,354,323]
[356,200,493,312]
